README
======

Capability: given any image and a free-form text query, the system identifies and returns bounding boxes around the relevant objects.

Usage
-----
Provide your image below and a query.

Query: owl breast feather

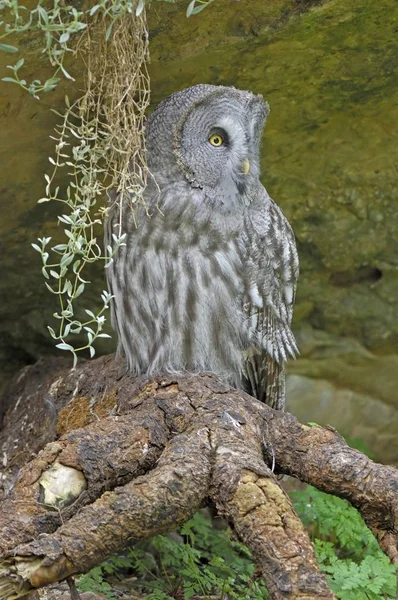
[106,193,258,382]
[105,181,297,412]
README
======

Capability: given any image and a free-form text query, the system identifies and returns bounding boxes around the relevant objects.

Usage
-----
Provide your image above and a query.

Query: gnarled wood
[0,355,397,599]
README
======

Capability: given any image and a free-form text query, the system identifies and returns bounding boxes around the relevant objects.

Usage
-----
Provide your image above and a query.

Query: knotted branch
[0,426,213,599]
[0,355,397,599]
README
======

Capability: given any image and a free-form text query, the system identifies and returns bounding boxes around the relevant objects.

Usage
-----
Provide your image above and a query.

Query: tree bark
[0,355,397,599]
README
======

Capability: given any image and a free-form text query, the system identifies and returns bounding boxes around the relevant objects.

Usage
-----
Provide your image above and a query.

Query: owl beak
[240,158,250,175]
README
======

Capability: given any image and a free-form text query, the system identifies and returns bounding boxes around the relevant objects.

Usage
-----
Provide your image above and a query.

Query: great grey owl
[105,84,299,410]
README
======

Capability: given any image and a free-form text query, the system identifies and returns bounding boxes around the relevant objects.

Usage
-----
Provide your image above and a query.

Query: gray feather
[105,84,299,410]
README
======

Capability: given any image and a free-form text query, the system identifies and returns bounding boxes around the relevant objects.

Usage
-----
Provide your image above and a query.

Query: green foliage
[0,0,212,98]
[78,566,118,599]
[30,94,127,366]
[0,0,87,96]
[0,0,165,96]
[292,486,397,599]
[1,0,213,363]
[78,488,397,600]
[1,0,152,361]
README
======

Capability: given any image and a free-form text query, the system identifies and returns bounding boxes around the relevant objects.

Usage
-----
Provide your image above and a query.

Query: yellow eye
[209,134,224,147]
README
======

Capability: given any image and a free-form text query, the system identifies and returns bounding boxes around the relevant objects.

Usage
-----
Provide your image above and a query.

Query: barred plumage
[105,84,299,410]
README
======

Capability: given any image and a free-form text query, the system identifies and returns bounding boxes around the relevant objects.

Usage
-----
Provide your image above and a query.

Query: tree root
[0,355,397,599]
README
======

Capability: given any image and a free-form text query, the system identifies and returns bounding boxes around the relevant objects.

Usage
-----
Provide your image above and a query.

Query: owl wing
[242,189,299,410]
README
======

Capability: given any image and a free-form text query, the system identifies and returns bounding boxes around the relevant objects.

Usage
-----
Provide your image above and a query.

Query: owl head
[146,84,269,205]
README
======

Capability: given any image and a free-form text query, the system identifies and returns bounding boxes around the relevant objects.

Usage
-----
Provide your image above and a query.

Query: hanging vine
[0,0,215,363]
[32,9,151,364]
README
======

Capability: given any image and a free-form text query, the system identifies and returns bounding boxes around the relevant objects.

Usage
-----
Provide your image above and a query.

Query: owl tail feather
[242,347,286,411]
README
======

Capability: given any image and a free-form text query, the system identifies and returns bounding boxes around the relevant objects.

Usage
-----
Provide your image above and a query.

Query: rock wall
[0,0,397,462]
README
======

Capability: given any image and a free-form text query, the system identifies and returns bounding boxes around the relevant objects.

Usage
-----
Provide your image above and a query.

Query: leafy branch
[0,0,88,96]
[27,2,152,363]
[0,0,217,364]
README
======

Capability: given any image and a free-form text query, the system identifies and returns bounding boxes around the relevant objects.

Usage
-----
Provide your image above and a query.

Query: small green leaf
[56,342,74,351]
[89,4,100,15]
[38,6,48,23]
[14,58,24,70]
[59,32,70,44]
[191,3,208,14]
[136,0,145,16]
[105,21,113,41]
[186,0,213,16]
[0,43,18,54]
[60,64,75,81]
[58,215,73,224]
[186,0,196,16]
[65,280,74,297]
[1,77,18,83]
[43,77,60,91]
[60,253,74,267]
[74,282,85,298]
